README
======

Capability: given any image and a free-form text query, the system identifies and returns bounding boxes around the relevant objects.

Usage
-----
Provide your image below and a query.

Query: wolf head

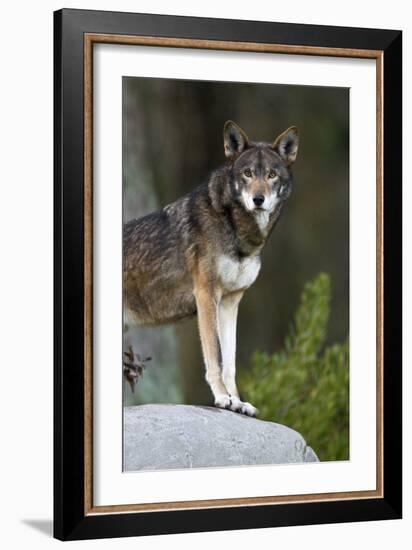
[223,121,299,216]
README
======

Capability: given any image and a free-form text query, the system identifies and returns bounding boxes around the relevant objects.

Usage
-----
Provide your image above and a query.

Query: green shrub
[239,273,349,461]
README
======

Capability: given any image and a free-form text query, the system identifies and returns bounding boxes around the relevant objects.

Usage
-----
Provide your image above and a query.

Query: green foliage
[239,273,349,461]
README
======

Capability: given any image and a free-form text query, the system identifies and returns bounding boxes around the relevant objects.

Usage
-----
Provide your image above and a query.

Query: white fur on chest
[217,254,261,292]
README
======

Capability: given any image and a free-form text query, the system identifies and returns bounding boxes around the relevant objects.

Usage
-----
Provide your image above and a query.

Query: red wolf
[124,121,299,416]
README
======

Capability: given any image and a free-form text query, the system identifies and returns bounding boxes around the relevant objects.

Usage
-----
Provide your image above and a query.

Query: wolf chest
[217,254,261,292]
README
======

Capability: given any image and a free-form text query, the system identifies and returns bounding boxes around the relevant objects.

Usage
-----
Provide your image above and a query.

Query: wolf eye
[268,170,277,179]
[244,169,252,177]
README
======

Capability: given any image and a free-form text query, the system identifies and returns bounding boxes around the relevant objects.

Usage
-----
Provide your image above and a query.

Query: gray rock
[123,404,319,471]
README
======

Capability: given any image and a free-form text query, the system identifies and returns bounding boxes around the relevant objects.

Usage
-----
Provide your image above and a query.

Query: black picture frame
[54,8,402,541]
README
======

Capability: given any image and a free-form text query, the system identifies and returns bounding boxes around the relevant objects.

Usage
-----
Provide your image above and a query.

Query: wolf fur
[124,121,299,416]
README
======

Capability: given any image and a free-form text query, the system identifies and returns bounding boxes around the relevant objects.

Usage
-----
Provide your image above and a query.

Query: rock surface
[124,404,318,471]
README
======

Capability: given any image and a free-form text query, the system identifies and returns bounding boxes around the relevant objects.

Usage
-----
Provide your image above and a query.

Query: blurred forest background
[122,76,349,461]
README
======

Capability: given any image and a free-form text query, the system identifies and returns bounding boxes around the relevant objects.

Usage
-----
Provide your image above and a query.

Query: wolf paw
[228,396,244,413]
[214,394,232,409]
[214,395,258,417]
[228,397,258,417]
[240,401,259,417]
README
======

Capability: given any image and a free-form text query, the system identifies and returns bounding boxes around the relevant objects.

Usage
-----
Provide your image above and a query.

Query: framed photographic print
[54,8,402,541]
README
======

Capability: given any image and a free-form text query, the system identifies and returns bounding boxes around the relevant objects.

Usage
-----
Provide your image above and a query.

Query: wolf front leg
[193,283,232,409]
[219,292,258,417]
[219,291,242,398]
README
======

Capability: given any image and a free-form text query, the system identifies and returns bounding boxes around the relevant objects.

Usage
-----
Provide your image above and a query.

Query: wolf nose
[253,194,265,207]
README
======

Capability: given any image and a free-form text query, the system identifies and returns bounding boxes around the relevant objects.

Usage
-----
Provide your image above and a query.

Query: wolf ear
[223,121,249,158]
[272,126,299,166]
